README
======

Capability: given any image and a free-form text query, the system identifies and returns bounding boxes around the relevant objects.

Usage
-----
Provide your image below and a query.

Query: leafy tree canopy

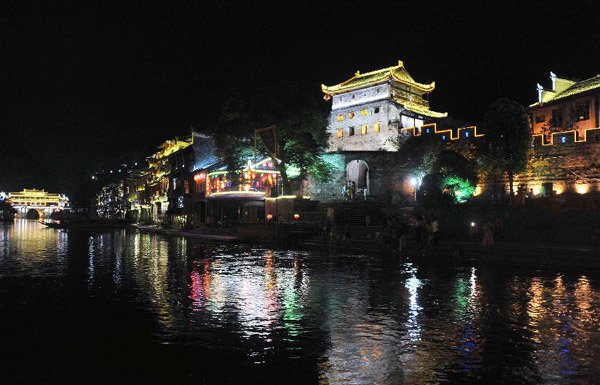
[392,117,479,204]
[207,79,330,194]
[481,98,531,201]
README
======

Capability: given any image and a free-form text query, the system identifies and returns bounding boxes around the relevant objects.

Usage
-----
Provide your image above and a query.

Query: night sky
[2,1,599,202]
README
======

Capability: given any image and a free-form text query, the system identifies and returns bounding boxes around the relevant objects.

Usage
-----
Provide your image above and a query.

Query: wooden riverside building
[479,72,600,198]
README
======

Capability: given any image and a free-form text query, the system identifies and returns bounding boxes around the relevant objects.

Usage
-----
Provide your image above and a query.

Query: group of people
[342,181,357,201]
[383,214,440,252]
[321,210,503,252]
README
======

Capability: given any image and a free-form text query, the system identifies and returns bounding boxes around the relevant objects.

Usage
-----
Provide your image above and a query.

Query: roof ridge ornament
[355,71,360,76]
[550,71,557,91]
[398,60,404,67]
[537,83,544,104]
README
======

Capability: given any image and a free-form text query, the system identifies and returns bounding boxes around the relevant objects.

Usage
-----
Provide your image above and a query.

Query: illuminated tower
[313,60,447,201]
[322,60,447,152]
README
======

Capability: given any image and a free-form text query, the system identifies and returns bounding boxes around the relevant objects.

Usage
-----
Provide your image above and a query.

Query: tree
[482,98,531,204]
[208,80,330,194]
[435,150,478,202]
[392,118,479,203]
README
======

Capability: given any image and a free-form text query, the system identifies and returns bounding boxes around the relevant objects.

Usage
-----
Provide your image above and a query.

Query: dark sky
[2,0,599,201]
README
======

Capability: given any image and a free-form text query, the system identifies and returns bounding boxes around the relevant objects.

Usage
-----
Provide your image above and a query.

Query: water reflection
[2,220,600,383]
[0,219,68,277]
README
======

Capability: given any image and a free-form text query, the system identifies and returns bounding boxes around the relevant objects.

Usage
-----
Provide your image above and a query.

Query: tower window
[349,112,355,119]
[374,107,380,114]
[337,114,344,122]
[576,101,590,121]
[361,109,367,116]
[361,125,367,135]
[349,127,355,136]
[337,129,343,138]
[374,122,380,132]
[535,115,545,123]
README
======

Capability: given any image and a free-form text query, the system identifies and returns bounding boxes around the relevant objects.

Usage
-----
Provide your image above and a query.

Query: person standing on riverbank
[398,219,408,252]
[414,215,424,248]
[383,216,391,246]
[432,216,440,246]
[426,218,434,246]
[482,218,495,250]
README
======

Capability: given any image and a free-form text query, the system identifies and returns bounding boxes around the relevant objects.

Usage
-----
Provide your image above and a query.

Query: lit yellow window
[361,109,367,116]
[374,122,380,132]
[337,129,343,138]
[361,125,367,135]
[349,112,355,119]
[337,114,343,122]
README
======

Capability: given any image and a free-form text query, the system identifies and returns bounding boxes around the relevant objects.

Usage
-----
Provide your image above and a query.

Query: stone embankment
[130,202,600,269]
[132,224,240,242]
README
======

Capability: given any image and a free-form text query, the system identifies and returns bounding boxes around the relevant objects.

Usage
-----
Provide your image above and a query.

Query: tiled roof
[530,75,600,107]
[322,61,435,95]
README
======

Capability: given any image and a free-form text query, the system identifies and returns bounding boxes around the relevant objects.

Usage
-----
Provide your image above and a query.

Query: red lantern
[194,172,205,183]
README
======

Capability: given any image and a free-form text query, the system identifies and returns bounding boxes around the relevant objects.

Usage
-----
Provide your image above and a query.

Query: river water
[1,220,600,384]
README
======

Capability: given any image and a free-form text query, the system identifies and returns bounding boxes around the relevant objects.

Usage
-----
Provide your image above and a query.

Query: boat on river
[41,218,133,229]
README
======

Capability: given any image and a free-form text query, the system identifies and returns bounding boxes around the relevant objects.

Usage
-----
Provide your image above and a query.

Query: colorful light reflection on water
[1,220,600,384]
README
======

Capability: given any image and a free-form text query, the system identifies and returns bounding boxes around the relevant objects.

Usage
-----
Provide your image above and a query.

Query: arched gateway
[346,160,369,197]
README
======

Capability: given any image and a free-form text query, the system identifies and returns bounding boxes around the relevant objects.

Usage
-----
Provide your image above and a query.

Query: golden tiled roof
[322,60,435,95]
[529,74,600,107]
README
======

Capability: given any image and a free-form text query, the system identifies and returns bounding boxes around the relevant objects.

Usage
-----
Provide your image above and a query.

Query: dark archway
[26,209,41,219]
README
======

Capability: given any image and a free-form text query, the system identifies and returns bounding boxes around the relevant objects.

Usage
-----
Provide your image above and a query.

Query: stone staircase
[320,201,387,226]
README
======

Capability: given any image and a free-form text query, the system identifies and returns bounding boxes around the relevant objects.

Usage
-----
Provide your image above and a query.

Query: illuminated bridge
[6,189,70,219]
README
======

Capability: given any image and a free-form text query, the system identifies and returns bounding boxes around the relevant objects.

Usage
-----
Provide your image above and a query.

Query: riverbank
[132,224,240,242]
[300,233,600,269]
[121,202,600,269]
[131,221,600,270]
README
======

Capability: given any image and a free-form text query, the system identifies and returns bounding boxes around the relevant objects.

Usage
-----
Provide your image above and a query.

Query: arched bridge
[5,189,70,219]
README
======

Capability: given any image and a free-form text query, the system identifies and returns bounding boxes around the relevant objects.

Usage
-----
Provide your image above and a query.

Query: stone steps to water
[319,201,388,226]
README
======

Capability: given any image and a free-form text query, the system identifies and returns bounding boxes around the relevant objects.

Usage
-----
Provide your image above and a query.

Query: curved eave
[404,104,448,119]
[390,72,435,92]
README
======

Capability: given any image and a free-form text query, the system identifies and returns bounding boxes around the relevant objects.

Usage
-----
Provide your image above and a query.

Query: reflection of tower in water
[319,262,405,384]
